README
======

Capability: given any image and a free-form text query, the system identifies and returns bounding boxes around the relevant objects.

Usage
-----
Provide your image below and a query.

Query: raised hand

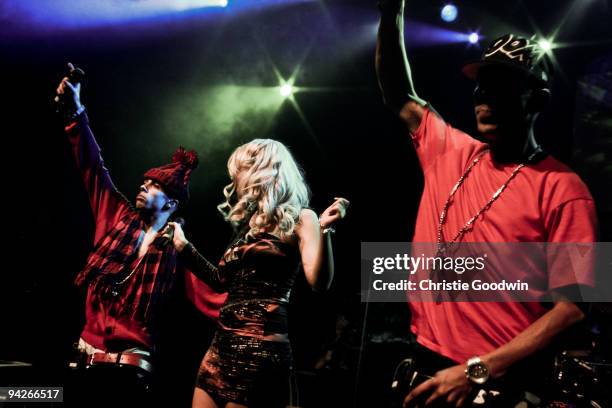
[56,62,84,113]
[319,197,350,230]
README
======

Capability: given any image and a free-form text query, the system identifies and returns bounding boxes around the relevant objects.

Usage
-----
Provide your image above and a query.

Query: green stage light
[538,38,553,53]
[279,83,294,98]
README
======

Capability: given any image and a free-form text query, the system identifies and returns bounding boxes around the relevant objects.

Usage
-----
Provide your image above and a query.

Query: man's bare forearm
[482,302,585,378]
[376,0,425,111]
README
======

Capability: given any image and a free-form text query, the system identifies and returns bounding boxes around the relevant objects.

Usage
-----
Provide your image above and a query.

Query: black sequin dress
[180,231,301,407]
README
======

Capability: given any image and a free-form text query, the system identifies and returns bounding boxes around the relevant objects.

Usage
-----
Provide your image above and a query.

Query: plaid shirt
[66,113,226,353]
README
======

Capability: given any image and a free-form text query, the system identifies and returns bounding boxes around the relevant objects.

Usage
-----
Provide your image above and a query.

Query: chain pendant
[437,148,538,248]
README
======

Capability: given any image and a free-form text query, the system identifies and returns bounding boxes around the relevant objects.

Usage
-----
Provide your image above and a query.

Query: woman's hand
[319,197,350,229]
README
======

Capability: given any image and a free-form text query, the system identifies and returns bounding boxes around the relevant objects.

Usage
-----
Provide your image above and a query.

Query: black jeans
[402,343,546,408]
[64,364,153,407]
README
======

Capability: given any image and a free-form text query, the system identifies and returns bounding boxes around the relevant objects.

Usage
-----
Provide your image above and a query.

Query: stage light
[538,38,553,53]
[441,4,458,23]
[468,32,480,44]
[3,0,231,29]
[172,0,228,10]
[279,83,294,98]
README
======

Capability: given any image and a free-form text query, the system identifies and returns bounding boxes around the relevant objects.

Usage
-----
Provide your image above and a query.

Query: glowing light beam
[3,0,231,30]
[402,21,476,47]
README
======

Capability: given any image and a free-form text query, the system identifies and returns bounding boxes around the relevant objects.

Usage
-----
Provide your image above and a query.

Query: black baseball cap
[463,34,549,87]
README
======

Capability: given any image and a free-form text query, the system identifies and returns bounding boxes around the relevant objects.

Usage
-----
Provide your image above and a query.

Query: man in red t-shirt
[376,1,597,406]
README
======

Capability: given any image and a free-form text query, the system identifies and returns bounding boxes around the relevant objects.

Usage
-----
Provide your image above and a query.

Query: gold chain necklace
[436,147,540,256]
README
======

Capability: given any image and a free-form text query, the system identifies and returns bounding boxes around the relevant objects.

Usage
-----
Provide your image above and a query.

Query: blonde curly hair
[217,139,310,239]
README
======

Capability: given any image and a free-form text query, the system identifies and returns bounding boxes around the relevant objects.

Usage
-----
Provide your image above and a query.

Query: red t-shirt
[409,107,598,363]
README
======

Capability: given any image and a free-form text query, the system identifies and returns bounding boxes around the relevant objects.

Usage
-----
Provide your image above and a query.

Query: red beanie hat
[143,147,199,203]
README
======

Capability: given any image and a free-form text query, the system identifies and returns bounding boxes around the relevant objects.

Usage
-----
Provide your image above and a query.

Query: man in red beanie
[376,1,597,407]
[56,66,226,406]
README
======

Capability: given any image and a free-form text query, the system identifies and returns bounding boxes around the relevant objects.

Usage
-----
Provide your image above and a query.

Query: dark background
[1,0,610,406]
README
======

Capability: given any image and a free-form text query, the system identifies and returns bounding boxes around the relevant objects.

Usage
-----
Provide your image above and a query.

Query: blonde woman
[168,139,349,408]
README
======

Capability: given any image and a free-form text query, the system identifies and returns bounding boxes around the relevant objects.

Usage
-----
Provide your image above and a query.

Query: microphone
[160,217,185,247]
[54,63,86,114]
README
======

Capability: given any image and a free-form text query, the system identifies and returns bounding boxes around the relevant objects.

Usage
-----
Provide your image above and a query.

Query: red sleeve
[65,112,133,245]
[410,107,478,171]
[545,198,598,290]
[184,268,227,321]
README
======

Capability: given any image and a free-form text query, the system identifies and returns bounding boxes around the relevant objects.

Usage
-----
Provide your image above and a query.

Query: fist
[162,221,190,252]
[56,62,83,111]
[319,197,350,230]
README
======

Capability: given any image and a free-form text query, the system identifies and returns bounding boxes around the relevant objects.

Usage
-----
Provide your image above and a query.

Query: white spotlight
[538,38,553,53]
[279,84,294,98]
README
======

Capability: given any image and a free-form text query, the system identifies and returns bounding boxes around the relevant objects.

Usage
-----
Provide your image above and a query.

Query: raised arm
[376,0,426,133]
[297,198,349,292]
[57,67,132,244]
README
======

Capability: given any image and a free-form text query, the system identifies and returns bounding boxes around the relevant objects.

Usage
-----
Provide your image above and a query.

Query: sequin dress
[180,231,301,406]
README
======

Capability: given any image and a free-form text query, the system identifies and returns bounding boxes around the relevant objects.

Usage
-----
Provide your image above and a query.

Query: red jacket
[66,112,226,352]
